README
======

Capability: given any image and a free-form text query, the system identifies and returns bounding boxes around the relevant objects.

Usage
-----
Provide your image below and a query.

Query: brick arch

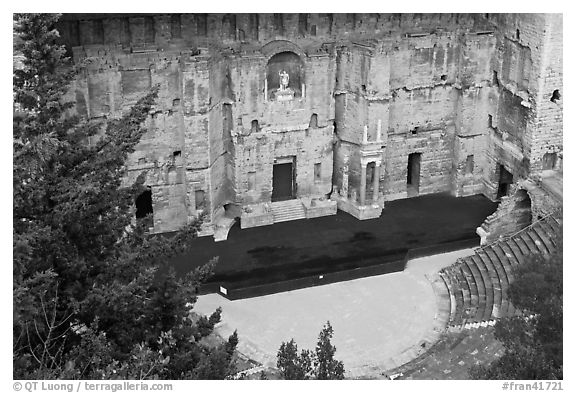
[260,40,307,61]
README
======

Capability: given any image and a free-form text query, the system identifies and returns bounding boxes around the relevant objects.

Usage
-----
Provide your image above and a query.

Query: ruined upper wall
[57,13,494,53]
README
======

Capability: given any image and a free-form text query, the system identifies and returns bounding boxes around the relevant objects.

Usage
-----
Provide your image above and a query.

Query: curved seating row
[435,214,562,329]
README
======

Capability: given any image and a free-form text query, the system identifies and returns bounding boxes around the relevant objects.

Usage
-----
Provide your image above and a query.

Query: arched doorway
[513,189,532,229]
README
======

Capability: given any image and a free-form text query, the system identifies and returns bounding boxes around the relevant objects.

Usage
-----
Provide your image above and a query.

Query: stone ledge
[302,197,338,219]
[335,196,383,220]
[240,203,274,229]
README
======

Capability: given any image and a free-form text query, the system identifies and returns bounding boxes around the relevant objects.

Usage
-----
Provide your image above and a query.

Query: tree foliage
[470,234,563,380]
[13,13,236,379]
[277,321,345,380]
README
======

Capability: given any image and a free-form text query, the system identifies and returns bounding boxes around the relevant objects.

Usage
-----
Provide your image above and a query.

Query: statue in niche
[279,70,290,91]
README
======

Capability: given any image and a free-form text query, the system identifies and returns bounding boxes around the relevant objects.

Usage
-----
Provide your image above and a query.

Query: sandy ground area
[194,248,475,377]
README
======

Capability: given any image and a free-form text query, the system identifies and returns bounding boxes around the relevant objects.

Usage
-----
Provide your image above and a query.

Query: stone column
[264,78,268,102]
[363,125,368,144]
[359,164,367,205]
[377,120,382,142]
[372,163,380,203]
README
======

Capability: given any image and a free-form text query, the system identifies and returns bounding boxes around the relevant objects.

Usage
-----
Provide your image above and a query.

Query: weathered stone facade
[56,13,563,237]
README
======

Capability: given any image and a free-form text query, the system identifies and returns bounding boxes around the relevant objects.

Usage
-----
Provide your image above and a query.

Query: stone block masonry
[58,13,562,236]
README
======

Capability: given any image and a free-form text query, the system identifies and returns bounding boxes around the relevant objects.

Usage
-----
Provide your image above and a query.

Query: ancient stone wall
[57,13,562,234]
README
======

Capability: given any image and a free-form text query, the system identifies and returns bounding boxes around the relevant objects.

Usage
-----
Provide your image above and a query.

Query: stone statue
[279,70,289,91]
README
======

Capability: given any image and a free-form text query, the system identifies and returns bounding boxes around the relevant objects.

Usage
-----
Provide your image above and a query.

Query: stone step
[444,269,464,326]
[271,200,306,223]
[476,251,502,319]
[451,268,468,326]
[484,247,510,317]
[550,215,563,231]
[274,215,306,223]
[471,254,495,321]
[500,241,522,266]
[532,222,555,254]
[492,244,513,276]
[439,273,457,324]
[538,218,556,237]
[486,246,513,317]
[465,258,487,322]
[519,232,539,254]
[273,211,306,217]
[526,228,548,254]
[511,234,531,255]
[460,262,479,321]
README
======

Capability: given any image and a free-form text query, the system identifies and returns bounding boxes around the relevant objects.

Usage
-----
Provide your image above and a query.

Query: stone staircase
[270,199,306,223]
[429,213,562,331]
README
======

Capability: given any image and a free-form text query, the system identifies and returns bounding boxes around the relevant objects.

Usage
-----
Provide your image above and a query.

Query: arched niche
[266,51,305,101]
[513,188,533,228]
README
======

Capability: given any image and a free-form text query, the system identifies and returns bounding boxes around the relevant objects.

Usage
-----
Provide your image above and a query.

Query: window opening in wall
[311,25,317,36]
[173,151,182,167]
[542,152,557,170]
[195,190,206,210]
[407,153,421,197]
[172,98,180,107]
[361,84,367,93]
[497,164,513,199]
[309,113,318,128]
[514,189,533,228]
[488,114,494,129]
[135,188,153,219]
[298,13,308,36]
[516,28,520,40]
[492,71,499,87]
[550,89,561,103]
[465,155,475,175]
[314,163,321,182]
[251,120,259,133]
[411,126,419,135]
[440,74,447,81]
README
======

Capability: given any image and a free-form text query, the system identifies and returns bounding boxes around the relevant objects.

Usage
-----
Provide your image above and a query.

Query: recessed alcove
[266,51,304,101]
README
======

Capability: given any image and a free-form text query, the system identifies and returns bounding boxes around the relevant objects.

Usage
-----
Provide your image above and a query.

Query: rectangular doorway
[407,153,421,197]
[497,164,513,199]
[272,158,295,202]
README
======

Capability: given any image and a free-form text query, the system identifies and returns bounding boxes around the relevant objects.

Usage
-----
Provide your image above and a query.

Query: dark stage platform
[170,193,498,299]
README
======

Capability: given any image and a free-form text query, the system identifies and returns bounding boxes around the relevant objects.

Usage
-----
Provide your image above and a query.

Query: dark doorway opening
[514,189,533,228]
[407,153,422,197]
[366,162,376,200]
[135,188,153,219]
[272,161,295,202]
[497,165,513,199]
[542,152,557,170]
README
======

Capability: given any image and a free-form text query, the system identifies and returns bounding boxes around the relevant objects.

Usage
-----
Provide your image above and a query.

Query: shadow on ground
[169,193,497,293]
